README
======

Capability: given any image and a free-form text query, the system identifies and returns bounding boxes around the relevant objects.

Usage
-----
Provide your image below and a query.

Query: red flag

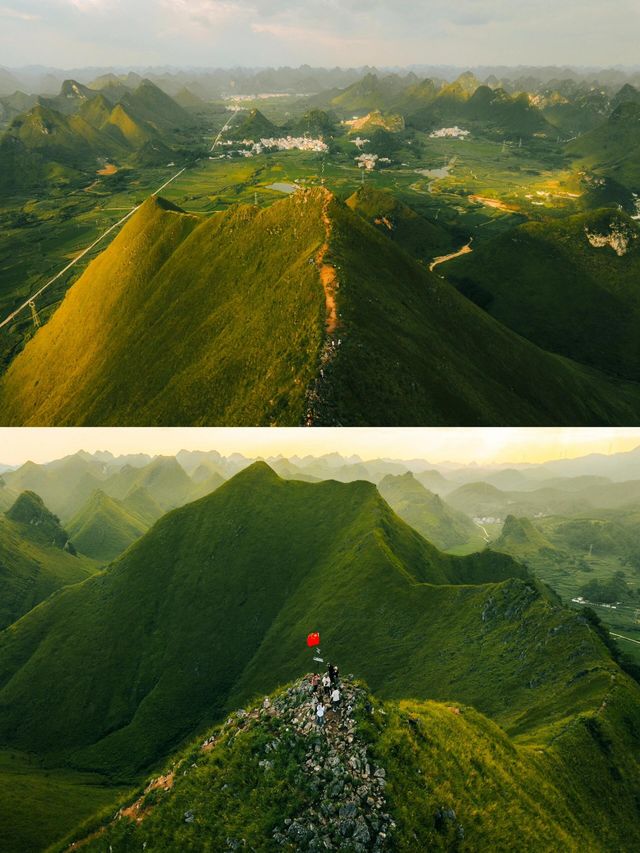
[306,632,320,648]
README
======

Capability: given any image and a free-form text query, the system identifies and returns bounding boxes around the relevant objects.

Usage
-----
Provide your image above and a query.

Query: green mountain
[6,490,75,552]
[3,188,640,425]
[412,469,451,493]
[4,465,639,852]
[567,102,640,188]
[119,79,194,132]
[67,490,149,563]
[232,108,278,140]
[328,72,414,115]
[378,471,481,550]
[346,186,453,258]
[407,76,551,138]
[120,486,165,526]
[493,514,561,558]
[173,87,206,109]
[2,454,106,520]
[446,209,640,381]
[0,79,185,192]
[40,79,95,115]
[63,665,640,853]
[0,463,533,779]
[288,108,336,137]
[102,456,200,511]
[0,492,96,629]
[446,481,591,519]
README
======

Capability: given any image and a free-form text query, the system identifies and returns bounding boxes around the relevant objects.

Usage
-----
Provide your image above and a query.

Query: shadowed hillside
[67,490,149,562]
[0,492,96,629]
[59,671,640,853]
[446,209,640,380]
[3,189,640,425]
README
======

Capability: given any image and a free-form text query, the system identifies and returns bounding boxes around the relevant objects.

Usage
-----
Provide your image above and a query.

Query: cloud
[0,4,41,20]
[0,0,639,68]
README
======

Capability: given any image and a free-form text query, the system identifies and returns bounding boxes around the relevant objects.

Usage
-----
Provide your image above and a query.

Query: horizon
[2,427,640,468]
[1,1,638,69]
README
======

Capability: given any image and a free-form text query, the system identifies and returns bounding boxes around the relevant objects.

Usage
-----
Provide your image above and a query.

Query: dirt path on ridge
[316,191,339,336]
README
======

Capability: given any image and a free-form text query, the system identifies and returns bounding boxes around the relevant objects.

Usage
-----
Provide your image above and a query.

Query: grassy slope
[0,751,127,853]
[3,189,640,425]
[0,192,326,426]
[67,490,149,562]
[346,186,454,258]
[321,193,640,425]
[378,471,482,551]
[445,209,640,380]
[567,103,640,188]
[62,673,640,853]
[0,506,96,630]
[0,464,537,779]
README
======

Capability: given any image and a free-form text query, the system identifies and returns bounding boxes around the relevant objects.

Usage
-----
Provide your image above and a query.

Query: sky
[1,427,640,467]
[0,0,639,69]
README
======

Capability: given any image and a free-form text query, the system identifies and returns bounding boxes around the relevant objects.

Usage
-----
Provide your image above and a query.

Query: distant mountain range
[0,77,196,192]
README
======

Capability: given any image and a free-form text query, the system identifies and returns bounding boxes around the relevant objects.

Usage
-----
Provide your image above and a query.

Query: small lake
[266,182,298,194]
[415,166,452,180]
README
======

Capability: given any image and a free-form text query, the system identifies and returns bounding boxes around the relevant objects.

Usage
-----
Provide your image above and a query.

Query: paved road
[611,632,640,646]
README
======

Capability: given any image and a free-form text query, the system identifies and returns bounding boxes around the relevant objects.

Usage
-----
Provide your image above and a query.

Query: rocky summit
[69,675,398,852]
[264,676,393,851]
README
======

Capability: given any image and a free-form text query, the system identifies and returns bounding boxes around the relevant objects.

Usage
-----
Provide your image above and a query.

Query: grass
[0,464,615,781]
[4,183,640,426]
[67,490,149,562]
[0,751,127,853]
[445,208,640,380]
[52,670,640,853]
[0,500,97,630]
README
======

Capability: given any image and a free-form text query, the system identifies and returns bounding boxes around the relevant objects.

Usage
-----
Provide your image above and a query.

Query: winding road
[429,238,474,273]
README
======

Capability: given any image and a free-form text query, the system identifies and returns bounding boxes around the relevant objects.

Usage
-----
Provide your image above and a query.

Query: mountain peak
[6,491,75,552]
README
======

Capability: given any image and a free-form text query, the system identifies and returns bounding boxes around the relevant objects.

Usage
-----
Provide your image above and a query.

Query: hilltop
[59,669,640,853]
[567,102,640,188]
[67,490,149,562]
[3,189,640,425]
[233,108,278,140]
[493,514,562,558]
[0,492,96,629]
[378,472,481,551]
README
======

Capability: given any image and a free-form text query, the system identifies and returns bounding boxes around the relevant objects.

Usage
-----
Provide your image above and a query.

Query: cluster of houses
[429,126,470,139]
[251,136,329,154]
[212,135,329,159]
[355,153,392,171]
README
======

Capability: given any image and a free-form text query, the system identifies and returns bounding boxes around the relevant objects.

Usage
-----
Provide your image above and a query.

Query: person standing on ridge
[316,701,325,728]
[331,685,341,711]
[322,672,331,697]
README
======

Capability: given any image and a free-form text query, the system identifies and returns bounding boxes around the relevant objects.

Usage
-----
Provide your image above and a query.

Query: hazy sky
[1,427,639,467]
[1,0,638,69]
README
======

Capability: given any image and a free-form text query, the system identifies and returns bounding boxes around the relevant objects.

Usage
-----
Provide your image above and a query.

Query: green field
[0,751,128,853]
